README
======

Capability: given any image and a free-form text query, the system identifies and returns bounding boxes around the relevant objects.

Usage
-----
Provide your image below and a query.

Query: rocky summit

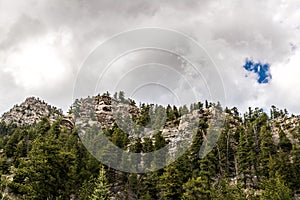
[0,97,63,126]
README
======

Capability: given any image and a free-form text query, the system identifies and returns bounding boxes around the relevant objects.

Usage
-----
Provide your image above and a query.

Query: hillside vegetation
[0,92,300,199]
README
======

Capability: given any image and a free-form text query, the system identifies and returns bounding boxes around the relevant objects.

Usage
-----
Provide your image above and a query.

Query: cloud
[0,0,299,115]
[0,15,45,50]
[267,50,300,113]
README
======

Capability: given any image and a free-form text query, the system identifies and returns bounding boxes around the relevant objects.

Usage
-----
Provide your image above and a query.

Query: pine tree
[182,177,204,200]
[166,105,176,122]
[278,129,292,152]
[143,191,152,200]
[36,117,51,134]
[199,149,217,198]
[118,91,126,103]
[188,117,207,176]
[210,178,246,200]
[291,146,300,191]
[128,173,140,198]
[10,126,76,199]
[179,105,189,116]
[152,132,167,170]
[159,164,182,200]
[215,116,238,179]
[173,105,179,119]
[268,149,293,188]
[259,125,275,177]
[142,137,154,170]
[183,149,217,200]
[260,173,292,200]
[79,175,97,200]
[91,166,111,200]
[137,104,151,127]
[205,100,209,109]
[128,137,143,172]
[111,127,129,149]
[237,126,255,188]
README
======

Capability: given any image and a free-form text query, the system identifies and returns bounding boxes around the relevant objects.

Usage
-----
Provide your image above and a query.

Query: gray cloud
[0,15,46,50]
[0,0,299,114]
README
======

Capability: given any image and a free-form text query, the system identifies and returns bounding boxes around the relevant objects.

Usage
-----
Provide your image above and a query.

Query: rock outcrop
[0,97,63,126]
[73,95,140,131]
[1,95,299,149]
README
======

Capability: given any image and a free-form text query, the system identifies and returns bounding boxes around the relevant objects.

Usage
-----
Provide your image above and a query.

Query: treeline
[0,100,300,199]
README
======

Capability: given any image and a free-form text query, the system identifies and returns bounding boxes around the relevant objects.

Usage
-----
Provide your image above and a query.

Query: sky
[0,0,300,115]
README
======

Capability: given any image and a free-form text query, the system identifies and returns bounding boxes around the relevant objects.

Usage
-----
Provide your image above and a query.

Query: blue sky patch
[243,58,272,84]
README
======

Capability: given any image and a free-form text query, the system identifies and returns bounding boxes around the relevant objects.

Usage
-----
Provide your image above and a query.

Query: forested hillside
[1,93,300,199]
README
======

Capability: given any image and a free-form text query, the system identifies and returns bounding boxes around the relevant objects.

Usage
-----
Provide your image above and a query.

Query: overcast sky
[0,0,300,115]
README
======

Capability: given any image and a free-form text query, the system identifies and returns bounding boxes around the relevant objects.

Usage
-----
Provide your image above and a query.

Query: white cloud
[0,0,300,114]
[3,35,67,90]
[266,50,300,112]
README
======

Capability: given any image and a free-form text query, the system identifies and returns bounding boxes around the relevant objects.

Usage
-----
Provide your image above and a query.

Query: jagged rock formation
[0,97,63,126]
[73,95,140,131]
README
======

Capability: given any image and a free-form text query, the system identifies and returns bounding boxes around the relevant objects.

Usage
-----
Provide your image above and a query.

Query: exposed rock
[61,114,75,130]
[1,95,299,150]
[73,95,140,131]
[270,115,300,145]
[0,97,63,126]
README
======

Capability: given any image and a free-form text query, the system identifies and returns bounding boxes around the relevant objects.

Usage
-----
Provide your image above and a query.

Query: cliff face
[72,95,140,131]
[270,115,300,145]
[0,97,63,126]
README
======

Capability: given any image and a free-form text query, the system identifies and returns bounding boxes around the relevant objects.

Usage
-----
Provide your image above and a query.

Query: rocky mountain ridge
[1,96,299,146]
[1,95,300,199]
